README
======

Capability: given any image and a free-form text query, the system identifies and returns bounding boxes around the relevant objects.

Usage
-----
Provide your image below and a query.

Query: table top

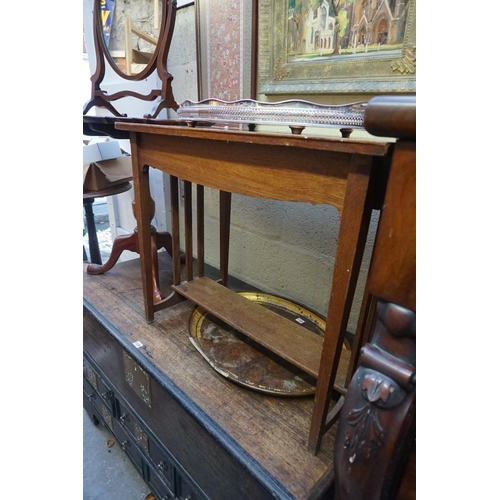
[83,115,188,140]
[115,121,392,157]
[83,181,132,200]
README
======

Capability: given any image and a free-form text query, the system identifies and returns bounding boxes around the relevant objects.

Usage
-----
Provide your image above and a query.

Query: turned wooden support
[87,193,177,303]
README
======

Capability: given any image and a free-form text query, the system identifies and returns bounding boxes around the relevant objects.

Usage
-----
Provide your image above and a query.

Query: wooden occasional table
[114,121,392,453]
[83,182,132,265]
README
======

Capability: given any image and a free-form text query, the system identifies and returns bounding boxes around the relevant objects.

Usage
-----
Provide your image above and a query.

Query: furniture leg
[87,232,137,274]
[184,181,194,281]
[87,229,164,302]
[84,169,180,305]
[334,95,416,498]
[83,94,126,118]
[83,197,102,265]
[196,185,205,277]
[219,191,231,286]
[334,300,416,500]
[132,139,157,322]
[308,158,375,455]
[170,175,182,286]
[346,292,378,383]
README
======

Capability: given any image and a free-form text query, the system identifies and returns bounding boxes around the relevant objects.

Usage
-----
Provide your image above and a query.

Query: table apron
[134,133,374,213]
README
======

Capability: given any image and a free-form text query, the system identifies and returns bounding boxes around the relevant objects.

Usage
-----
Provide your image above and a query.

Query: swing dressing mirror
[83,0,178,118]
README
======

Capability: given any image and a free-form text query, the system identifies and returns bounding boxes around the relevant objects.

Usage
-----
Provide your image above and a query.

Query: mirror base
[83,95,127,118]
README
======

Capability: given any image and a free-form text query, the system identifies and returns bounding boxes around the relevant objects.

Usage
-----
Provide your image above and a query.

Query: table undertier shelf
[173,277,325,379]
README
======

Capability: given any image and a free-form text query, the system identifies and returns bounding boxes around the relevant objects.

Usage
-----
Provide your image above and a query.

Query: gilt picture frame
[196,0,258,100]
[258,0,416,95]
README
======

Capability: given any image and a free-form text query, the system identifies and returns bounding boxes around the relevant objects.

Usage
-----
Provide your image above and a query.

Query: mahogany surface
[334,95,416,500]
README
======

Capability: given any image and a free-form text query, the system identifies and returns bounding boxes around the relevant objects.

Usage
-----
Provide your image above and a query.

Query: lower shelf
[173,277,325,378]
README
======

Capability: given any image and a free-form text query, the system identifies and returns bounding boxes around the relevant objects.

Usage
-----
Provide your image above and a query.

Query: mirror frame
[83,0,178,118]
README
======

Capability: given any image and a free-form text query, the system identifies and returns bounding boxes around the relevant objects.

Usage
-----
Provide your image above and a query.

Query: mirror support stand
[83,0,178,118]
[145,0,178,119]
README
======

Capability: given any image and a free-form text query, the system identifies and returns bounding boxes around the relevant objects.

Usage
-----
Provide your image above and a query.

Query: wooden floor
[83,253,338,500]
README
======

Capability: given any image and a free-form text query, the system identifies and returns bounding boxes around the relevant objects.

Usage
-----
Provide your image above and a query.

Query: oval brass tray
[188,292,349,397]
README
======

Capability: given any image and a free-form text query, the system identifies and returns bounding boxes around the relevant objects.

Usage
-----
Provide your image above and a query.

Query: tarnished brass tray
[189,292,349,397]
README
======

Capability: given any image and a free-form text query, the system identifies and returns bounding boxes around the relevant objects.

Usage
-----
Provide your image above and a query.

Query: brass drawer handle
[157,460,167,472]
[101,390,113,401]
[83,391,94,402]
[120,440,128,450]
[119,414,128,424]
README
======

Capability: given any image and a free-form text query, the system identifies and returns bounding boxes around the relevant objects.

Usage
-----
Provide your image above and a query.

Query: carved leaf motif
[344,403,384,462]
[391,45,416,74]
[361,372,394,404]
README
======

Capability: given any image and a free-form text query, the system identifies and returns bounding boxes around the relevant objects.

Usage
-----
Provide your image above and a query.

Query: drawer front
[113,417,144,474]
[115,398,150,456]
[83,375,97,407]
[145,462,175,500]
[148,434,175,493]
[83,357,116,416]
[83,379,99,425]
[175,469,210,500]
[83,359,98,391]
[115,392,175,494]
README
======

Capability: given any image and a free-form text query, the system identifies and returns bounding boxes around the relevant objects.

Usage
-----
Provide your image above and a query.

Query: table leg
[308,159,374,454]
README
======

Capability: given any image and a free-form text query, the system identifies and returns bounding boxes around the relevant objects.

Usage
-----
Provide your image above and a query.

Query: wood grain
[173,277,324,378]
[83,255,337,500]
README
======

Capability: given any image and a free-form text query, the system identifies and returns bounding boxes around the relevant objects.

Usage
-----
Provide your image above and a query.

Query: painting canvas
[259,0,416,94]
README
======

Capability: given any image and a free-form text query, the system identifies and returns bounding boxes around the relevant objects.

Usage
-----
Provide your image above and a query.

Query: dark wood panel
[334,96,416,500]
[365,142,416,311]
[84,306,272,500]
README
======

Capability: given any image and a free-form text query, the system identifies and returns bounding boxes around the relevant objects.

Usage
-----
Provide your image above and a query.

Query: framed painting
[258,0,416,95]
[196,0,258,100]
